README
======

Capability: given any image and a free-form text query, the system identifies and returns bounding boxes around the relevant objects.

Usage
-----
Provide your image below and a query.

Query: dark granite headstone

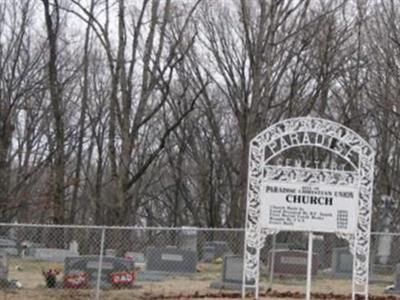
[202,241,231,262]
[64,256,135,288]
[223,255,243,284]
[210,255,254,290]
[0,251,8,281]
[394,264,400,291]
[313,235,326,267]
[146,247,197,273]
[269,250,319,276]
[275,243,290,250]
[331,247,353,277]
[0,239,17,256]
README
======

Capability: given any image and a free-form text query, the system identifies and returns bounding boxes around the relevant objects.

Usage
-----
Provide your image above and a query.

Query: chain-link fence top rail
[0,224,397,299]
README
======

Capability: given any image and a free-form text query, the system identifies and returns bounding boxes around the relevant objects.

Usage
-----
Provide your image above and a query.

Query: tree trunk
[42,0,65,225]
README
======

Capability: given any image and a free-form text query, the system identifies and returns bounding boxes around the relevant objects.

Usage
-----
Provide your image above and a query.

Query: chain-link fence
[0,224,397,299]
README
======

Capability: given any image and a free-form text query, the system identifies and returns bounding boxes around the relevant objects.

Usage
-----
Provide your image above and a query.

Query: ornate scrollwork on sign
[242,117,374,299]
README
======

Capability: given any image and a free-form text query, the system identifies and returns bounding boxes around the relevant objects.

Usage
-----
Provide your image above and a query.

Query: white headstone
[69,240,79,253]
[377,233,392,265]
[179,227,198,252]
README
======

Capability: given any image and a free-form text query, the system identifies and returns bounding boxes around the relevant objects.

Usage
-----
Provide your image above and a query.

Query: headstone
[146,247,197,273]
[377,233,392,265]
[210,255,254,290]
[275,243,290,250]
[331,247,353,277]
[9,226,16,241]
[0,239,18,256]
[393,264,400,290]
[223,256,243,283]
[385,264,400,294]
[372,264,394,275]
[69,240,79,253]
[105,249,116,257]
[377,196,395,265]
[313,235,326,268]
[269,250,319,276]
[125,252,145,268]
[165,245,178,249]
[23,242,45,250]
[179,227,197,252]
[27,248,78,262]
[202,241,231,262]
[64,256,135,289]
[0,251,8,281]
[22,241,45,257]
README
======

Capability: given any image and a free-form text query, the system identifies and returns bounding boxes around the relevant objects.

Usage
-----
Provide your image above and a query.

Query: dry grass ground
[0,258,394,300]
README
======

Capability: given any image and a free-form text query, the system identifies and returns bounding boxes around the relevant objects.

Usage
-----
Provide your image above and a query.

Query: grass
[0,258,394,299]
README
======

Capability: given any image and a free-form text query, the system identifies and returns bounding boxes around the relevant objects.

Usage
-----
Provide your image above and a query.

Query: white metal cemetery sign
[242,117,375,300]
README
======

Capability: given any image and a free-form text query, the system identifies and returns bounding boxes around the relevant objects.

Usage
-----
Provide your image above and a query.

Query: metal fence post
[95,227,106,300]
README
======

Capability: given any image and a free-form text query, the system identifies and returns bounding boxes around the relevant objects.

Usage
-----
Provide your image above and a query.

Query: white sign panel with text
[260,181,358,233]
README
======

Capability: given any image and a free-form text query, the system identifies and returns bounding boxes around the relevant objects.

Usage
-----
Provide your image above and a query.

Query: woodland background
[0,0,399,229]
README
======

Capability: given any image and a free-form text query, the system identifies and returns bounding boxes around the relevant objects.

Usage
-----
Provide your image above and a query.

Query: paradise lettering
[266,132,358,165]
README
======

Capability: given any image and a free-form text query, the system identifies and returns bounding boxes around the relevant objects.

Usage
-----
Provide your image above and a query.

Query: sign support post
[306,232,313,300]
[269,233,276,286]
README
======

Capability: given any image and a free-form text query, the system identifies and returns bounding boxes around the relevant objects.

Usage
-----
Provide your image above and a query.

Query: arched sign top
[251,117,374,169]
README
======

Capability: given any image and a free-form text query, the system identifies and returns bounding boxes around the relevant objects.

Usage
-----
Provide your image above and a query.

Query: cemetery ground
[0,257,396,300]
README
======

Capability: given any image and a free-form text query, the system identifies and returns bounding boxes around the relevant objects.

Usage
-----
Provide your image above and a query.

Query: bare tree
[41,0,66,224]
[68,0,96,224]
[0,1,49,222]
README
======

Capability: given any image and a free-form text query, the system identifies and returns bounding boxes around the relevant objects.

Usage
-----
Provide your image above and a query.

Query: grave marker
[202,241,231,262]
[0,251,8,281]
[384,264,400,294]
[125,252,145,269]
[275,242,290,250]
[27,248,78,262]
[64,256,135,289]
[331,247,353,277]
[377,196,396,265]
[179,227,197,252]
[312,235,326,268]
[0,239,18,256]
[393,264,400,292]
[69,240,79,253]
[269,250,319,276]
[146,247,197,273]
[105,249,116,257]
[210,255,253,290]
